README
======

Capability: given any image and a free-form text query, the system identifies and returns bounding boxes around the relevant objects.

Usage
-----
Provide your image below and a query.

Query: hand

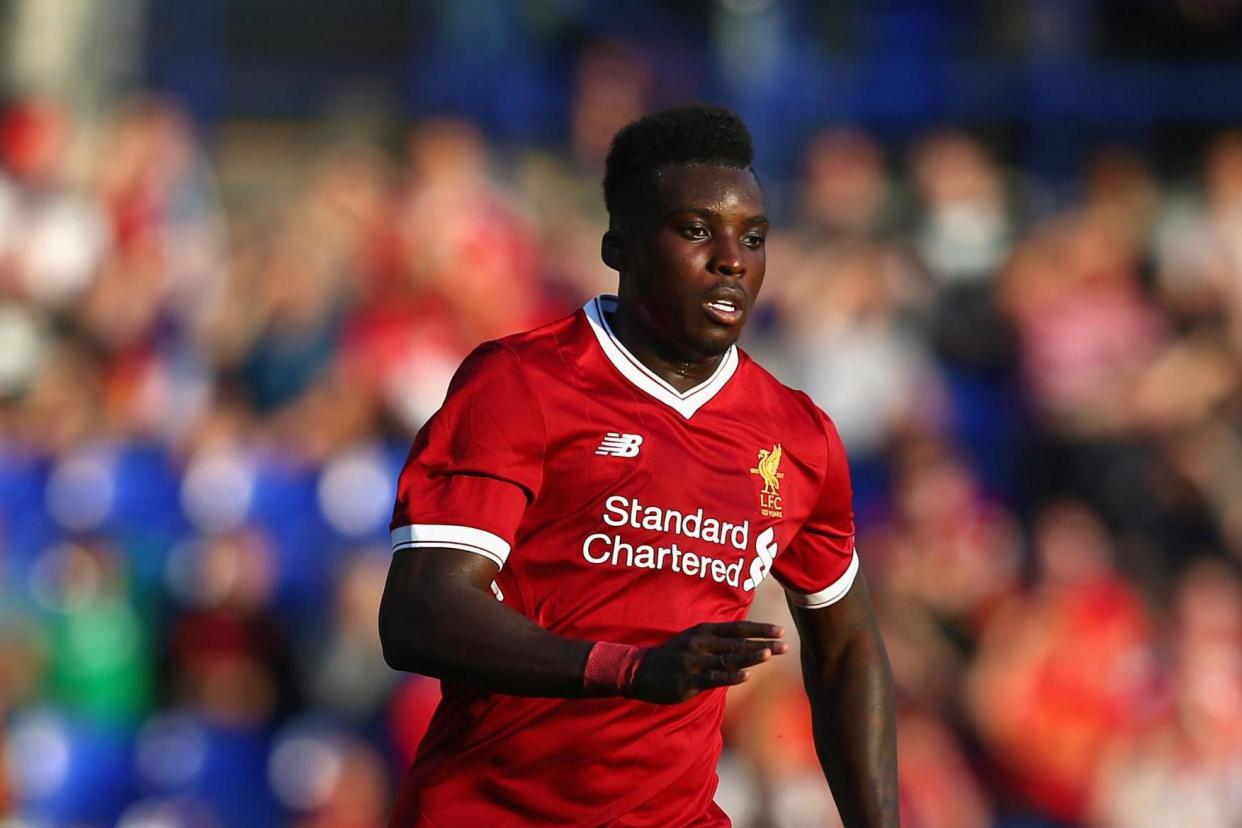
[629,621,788,704]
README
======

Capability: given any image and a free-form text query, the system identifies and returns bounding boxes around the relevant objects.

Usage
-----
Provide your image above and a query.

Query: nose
[711,236,744,277]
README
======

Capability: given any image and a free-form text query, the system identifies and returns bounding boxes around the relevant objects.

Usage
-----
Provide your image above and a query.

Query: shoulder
[453,308,584,392]
[490,307,584,370]
[735,350,846,464]
[736,350,831,431]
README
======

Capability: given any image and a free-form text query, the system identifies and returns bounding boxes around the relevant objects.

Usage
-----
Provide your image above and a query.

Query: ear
[601,229,625,273]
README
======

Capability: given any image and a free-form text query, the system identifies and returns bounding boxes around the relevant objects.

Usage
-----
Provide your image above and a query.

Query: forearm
[804,632,899,828]
[381,548,790,705]
[381,572,598,698]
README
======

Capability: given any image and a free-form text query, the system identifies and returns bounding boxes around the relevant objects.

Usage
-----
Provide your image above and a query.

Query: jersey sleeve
[389,341,544,569]
[771,409,859,609]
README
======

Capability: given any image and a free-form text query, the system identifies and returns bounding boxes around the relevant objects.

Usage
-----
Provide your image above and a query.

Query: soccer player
[379,105,898,827]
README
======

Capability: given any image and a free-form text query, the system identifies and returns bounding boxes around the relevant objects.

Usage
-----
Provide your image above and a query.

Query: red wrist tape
[583,642,647,696]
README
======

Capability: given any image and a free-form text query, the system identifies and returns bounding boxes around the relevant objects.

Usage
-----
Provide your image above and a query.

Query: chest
[525,389,821,566]
[498,359,825,636]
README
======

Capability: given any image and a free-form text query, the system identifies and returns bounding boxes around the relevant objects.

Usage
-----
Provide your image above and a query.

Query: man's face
[616,164,768,359]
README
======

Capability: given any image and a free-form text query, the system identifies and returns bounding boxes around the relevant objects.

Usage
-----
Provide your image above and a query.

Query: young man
[379,105,898,827]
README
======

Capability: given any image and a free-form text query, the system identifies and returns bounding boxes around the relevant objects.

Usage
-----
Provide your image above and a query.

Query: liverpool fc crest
[749,443,785,518]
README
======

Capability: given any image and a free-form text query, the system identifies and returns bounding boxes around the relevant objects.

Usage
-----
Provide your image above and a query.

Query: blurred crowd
[2,86,1242,828]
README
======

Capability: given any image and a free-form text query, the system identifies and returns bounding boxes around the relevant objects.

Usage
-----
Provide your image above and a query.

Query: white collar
[583,295,739,419]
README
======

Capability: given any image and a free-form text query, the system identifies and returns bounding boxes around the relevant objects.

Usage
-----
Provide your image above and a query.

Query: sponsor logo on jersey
[595,432,644,457]
[581,495,777,592]
[749,443,785,518]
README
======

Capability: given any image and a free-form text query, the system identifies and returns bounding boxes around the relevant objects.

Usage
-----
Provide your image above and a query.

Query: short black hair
[603,104,754,223]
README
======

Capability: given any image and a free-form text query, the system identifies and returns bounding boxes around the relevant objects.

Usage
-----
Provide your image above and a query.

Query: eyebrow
[664,207,770,226]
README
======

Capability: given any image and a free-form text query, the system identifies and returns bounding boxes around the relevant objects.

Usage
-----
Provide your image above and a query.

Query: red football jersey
[389,296,857,827]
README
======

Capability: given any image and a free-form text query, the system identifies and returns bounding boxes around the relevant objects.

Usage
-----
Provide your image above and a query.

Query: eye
[680,224,709,241]
[742,233,766,250]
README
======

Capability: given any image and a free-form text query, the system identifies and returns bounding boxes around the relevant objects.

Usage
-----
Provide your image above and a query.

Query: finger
[716,648,773,672]
[702,637,784,657]
[702,621,784,641]
[694,669,750,690]
[686,646,771,675]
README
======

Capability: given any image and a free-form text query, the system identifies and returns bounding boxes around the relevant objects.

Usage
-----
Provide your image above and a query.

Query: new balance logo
[595,432,644,457]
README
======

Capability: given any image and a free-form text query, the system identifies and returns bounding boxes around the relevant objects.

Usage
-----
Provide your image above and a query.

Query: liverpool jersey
[388,295,858,827]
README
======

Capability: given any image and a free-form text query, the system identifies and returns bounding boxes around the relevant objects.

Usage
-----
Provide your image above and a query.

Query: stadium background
[3,1,1242,826]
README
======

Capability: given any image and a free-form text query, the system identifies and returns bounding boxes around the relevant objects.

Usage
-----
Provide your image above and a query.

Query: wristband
[583,641,648,697]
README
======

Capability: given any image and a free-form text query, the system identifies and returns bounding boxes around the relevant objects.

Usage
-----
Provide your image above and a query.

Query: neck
[605,301,724,394]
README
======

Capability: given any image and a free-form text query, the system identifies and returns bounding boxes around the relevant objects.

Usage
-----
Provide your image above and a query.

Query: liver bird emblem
[750,444,784,494]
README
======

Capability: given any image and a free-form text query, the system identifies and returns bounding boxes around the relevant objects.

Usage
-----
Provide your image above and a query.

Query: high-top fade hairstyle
[603,104,755,228]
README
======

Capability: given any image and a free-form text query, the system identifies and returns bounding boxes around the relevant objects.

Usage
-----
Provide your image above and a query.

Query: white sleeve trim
[390,524,511,568]
[785,549,859,609]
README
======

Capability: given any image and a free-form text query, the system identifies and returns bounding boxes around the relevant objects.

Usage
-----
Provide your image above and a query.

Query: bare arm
[378,547,789,701]
[788,572,899,828]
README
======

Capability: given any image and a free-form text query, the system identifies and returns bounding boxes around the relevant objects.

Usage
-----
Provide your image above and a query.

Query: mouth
[703,292,746,327]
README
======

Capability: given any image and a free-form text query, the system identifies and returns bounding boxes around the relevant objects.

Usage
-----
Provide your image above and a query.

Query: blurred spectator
[297,551,398,724]
[337,119,550,432]
[878,437,1022,639]
[163,530,297,728]
[396,118,545,343]
[968,501,1156,824]
[80,96,225,346]
[1091,559,1242,828]
[570,41,652,171]
[909,130,1015,286]
[1000,214,1168,436]
[798,127,897,243]
[1157,130,1242,334]
[33,538,152,724]
[0,97,109,312]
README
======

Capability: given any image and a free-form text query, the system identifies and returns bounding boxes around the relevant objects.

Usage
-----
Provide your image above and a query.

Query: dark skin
[603,165,769,390]
[378,163,898,826]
